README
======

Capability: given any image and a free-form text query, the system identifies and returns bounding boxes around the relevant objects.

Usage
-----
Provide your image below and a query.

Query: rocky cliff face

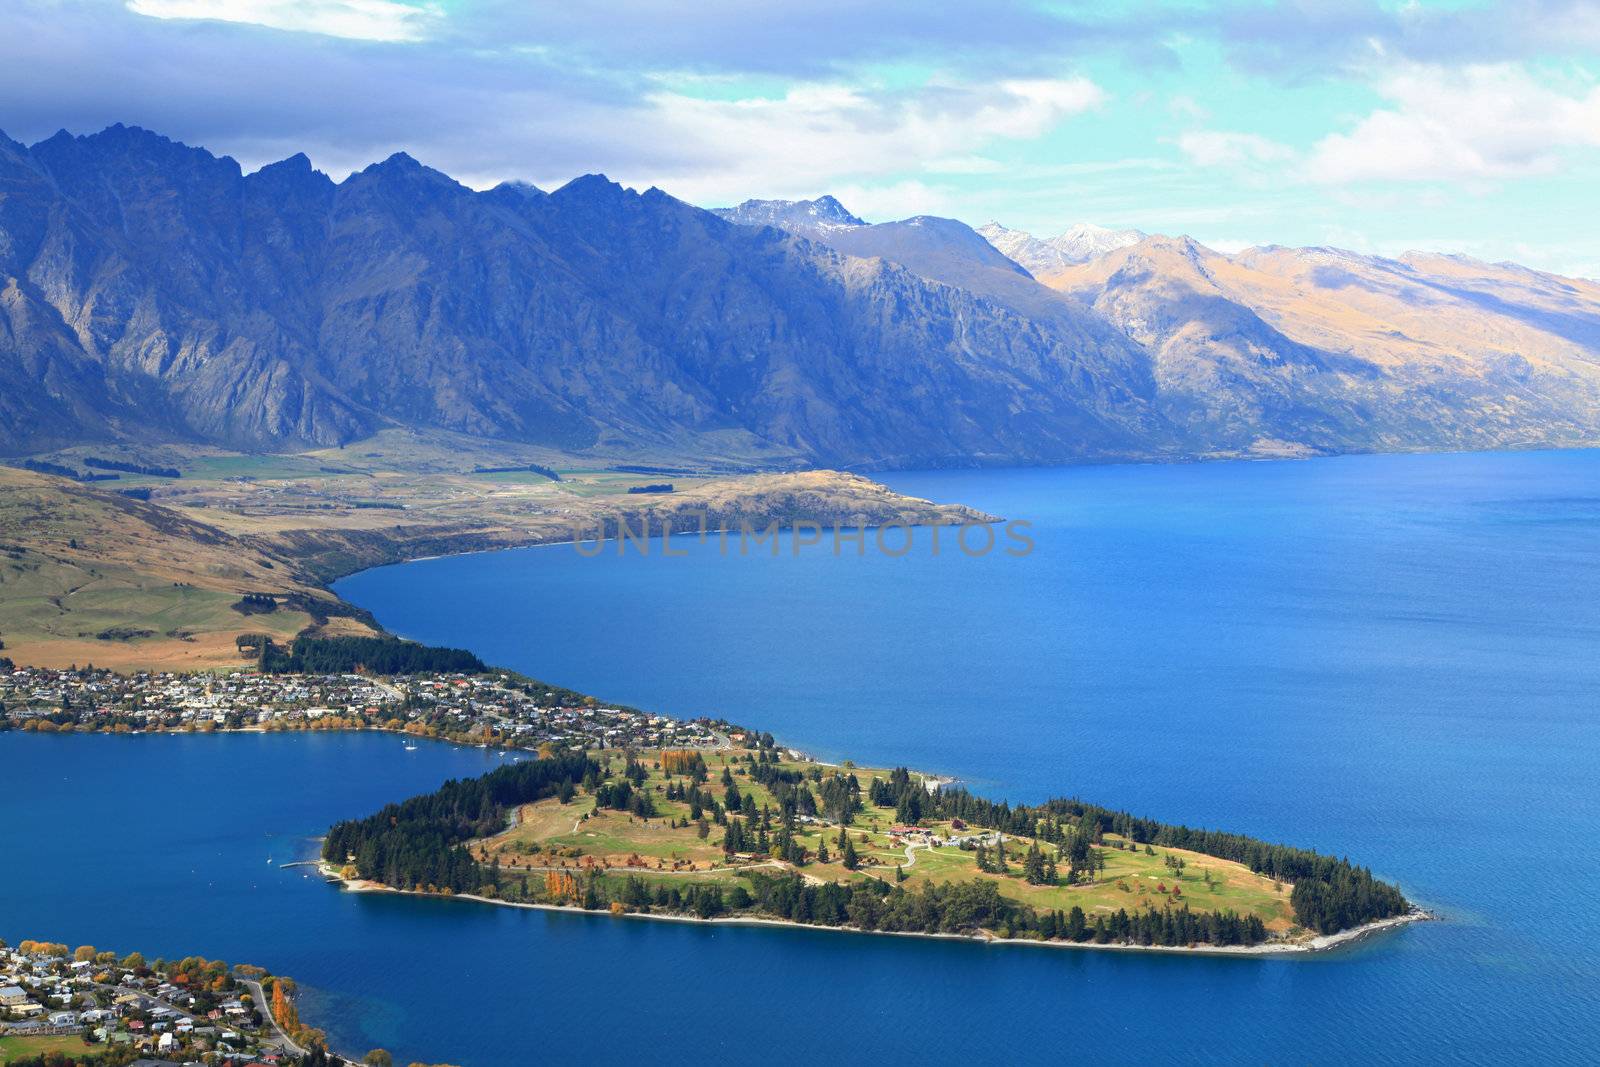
[4,125,1600,467]
[0,127,1166,466]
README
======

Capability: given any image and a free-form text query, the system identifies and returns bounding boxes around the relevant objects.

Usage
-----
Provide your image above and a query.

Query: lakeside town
[0,937,323,1065]
[0,664,732,754]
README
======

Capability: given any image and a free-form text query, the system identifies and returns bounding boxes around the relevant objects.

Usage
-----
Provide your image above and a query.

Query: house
[0,1019,46,1036]
[3,1019,84,1038]
[0,985,27,1007]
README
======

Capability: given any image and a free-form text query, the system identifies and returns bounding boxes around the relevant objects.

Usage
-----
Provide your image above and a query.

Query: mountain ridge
[4,126,1600,468]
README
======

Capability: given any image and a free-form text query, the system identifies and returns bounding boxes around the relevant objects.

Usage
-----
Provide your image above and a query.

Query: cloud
[112,1,1600,87]
[827,181,955,222]
[126,0,439,42]
[1217,0,1600,80]
[1197,237,1258,254]
[0,2,1110,208]
[632,76,1107,203]
[1308,64,1600,183]
[925,155,1006,175]
[440,1,1151,82]
[1177,130,1295,168]
[1168,94,1209,122]
[0,1,646,185]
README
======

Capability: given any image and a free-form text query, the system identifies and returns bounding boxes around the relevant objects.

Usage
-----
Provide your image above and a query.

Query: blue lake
[6,449,1600,1064]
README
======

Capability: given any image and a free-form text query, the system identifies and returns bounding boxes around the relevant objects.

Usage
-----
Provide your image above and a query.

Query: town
[0,937,323,1065]
[0,665,731,754]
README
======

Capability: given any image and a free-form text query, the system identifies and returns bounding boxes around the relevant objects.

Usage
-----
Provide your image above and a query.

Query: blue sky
[3,1,1598,275]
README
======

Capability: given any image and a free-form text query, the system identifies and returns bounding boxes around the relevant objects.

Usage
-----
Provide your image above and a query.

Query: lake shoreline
[316,861,1431,957]
[12,729,1421,960]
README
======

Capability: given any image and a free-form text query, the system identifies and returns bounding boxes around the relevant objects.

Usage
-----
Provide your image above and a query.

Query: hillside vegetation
[324,741,1409,948]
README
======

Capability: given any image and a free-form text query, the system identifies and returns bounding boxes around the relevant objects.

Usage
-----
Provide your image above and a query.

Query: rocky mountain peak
[552,172,633,202]
[712,195,866,232]
[489,179,545,199]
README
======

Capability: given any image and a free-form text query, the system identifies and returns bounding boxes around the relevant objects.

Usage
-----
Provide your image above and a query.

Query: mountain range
[4,124,1600,468]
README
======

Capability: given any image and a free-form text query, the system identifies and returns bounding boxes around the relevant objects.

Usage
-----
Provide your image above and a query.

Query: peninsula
[0,459,987,672]
[1,644,1420,955]
[319,725,1418,953]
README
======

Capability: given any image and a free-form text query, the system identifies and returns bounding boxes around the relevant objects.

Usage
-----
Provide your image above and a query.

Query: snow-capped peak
[978,220,1144,275]
[1052,222,1143,262]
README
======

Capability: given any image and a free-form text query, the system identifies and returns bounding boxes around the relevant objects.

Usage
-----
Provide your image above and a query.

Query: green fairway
[474,748,1296,932]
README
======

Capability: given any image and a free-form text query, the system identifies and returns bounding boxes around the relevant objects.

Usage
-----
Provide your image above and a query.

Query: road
[237,977,367,1064]
[236,977,309,1058]
[863,840,927,872]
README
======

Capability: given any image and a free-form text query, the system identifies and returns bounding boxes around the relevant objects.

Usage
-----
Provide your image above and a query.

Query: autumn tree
[271,977,300,1032]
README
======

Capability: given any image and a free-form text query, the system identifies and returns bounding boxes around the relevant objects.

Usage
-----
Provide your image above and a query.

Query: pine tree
[1024,841,1054,884]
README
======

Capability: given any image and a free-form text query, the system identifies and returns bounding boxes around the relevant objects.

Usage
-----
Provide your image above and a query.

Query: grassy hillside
[0,467,371,669]
[24,434,987,584]
[472,750,1297,934]
[0,446,989,668]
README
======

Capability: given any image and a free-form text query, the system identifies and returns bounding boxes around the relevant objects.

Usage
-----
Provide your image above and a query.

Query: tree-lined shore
[322,737,1412,951]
